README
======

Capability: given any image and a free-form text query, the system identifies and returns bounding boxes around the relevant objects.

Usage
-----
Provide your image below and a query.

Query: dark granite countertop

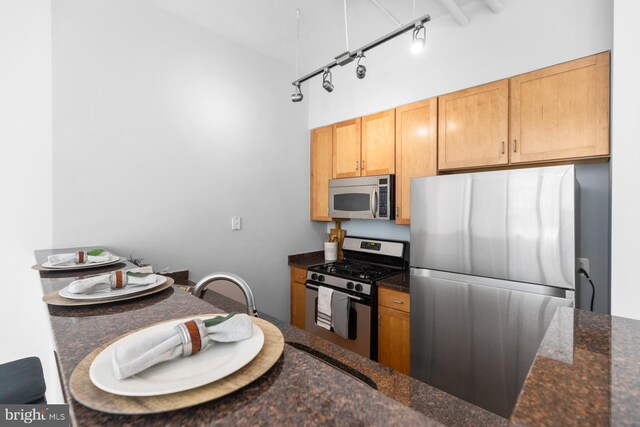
[288,251,411,294]
[287,250,326,269]
[377,271,410,293]
[36,247,506,427]
[511,307,640,426]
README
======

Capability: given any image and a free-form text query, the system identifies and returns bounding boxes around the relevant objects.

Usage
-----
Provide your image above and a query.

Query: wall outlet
[577,257,590,276]
[231,216,241,231]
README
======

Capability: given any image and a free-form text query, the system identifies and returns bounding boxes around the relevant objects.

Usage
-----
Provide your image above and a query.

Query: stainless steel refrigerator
[410,165,577,418]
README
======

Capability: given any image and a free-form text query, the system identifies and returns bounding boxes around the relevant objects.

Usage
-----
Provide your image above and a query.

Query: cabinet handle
[362,160,365,170]
[396,206,399,217]
[501,141,505,155]
[355,161,359,171]
[513,139,518,153]
[392,300,404,304]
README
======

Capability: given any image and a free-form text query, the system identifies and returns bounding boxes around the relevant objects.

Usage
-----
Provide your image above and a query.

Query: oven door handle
[305,283,364,301]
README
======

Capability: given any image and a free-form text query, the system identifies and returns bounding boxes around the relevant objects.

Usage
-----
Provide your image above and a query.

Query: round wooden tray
[69,315,284,414]
[43,277,174,306]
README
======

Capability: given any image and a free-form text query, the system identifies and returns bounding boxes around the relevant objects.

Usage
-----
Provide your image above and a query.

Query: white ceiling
[147,0,479,75]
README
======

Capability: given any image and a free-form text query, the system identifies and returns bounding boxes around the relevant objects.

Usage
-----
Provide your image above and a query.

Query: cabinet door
[395,99,438,225]
[362,109,395,176]
[378,305,410,375]
[290,268,307,329]
[310,126,333,221]
[510,52,610,164]
[332,118,361,178]
[438,80,509,171]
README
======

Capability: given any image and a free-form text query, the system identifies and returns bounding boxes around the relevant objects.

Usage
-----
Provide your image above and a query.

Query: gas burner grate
[314,260,395,281]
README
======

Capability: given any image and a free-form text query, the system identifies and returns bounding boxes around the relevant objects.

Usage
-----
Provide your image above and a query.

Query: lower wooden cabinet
[290,267,307,329]
[377,288,410,375]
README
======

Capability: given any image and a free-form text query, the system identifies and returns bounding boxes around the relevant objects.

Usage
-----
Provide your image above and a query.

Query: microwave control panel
[379,185,388,218]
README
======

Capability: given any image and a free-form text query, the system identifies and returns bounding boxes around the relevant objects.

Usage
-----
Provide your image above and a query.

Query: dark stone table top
[511,307,640,426]
[36,247,505,426]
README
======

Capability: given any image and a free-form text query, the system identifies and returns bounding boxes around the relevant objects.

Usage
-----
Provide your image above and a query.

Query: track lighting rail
[291,13,431,87]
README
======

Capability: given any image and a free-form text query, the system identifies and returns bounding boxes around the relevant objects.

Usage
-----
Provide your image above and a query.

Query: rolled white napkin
[112,313,253,380]
[68,266,155,294]
[48,249,112,266]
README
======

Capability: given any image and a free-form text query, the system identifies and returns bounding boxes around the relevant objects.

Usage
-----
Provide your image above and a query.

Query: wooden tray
[43,277,174,306]
[69,316,284,414]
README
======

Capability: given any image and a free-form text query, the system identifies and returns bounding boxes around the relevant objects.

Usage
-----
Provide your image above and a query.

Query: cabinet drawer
[379,287,410,312]
[290,267,307,284]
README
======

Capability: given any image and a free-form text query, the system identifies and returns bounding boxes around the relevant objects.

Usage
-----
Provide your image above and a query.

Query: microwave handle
[371,188,378,219]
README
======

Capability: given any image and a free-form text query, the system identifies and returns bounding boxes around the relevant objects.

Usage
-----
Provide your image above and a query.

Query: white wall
[0,0,62,403]
[611,1,640,320]
[52,0,325,322]
[314,0,614,312]
[307,0,613,128]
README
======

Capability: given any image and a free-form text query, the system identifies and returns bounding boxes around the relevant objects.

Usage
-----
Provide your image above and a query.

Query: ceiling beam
[437,0,470,26]
[483,0,504,13]
[369,0,402,27]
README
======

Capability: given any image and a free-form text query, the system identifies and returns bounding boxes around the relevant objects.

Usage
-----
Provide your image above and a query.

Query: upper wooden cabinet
[438,80,510,171]
[333,111,396,178]
[510,52,610,164]
[362,109,396,176]
[310,125,333,221]
[333,118,361,178]
[395,99,438,225]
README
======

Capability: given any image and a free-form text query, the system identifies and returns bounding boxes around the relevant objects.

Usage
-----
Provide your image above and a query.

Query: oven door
[305,283,372,359]
[329,184,378,220]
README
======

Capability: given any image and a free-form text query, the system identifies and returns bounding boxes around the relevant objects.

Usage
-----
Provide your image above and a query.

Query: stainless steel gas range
[304,236,409,360]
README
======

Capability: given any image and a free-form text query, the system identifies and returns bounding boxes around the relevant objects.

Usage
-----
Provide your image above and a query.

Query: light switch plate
[231,216,241,231]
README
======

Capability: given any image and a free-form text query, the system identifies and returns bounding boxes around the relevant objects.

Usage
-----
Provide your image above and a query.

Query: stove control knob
[318,275,325,282]
[346,282,354,290]
[311,273,318,281]
[355,283,363,292]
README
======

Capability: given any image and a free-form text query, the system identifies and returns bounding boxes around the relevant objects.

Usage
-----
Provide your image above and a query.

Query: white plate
[42,254,123,270]
[89,316,264,397]
[58,274,166,301]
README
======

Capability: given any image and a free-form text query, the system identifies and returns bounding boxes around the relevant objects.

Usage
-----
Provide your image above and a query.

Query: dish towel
[316,286,333,331]
[331,290,350,339]
[112,313,253,379]
[47,249,111,266]
[67,266,156,294]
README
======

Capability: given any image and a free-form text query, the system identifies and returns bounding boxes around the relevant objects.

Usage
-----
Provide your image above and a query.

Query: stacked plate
[42,253,123,270]
[89,315,265,396]
[58,274,167,302]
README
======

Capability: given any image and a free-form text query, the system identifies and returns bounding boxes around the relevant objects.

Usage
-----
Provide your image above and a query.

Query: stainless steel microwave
[329,175,395,220]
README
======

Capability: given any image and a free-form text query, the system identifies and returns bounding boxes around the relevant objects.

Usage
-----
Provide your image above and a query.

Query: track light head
[322,68,334,93]
[355,52,366,79]
[291,82,303,102]
[411,23,426,55]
